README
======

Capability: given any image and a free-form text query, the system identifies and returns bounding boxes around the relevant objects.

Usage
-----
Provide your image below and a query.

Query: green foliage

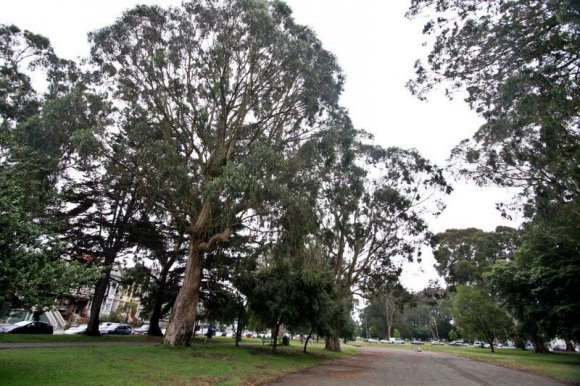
[453,286,511,351]
[247,263,340,347]
[487,200,580,342]
[448,329,458,342]
[0,27,103,313]
[362,283,414,339]
[315,121,451,305]
[431,227,519,289]
[409,0,579,219]
[409,0,580,350]
[88,0,345,344]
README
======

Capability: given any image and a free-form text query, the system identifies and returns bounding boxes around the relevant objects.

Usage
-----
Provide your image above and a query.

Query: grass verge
[0,333,162,343]
[0,339,355,385]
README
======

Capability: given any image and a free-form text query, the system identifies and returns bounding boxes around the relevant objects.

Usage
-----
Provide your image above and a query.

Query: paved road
[268,347,567,386]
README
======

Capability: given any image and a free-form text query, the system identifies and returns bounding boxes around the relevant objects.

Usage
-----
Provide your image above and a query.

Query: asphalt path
[267,347,568,386]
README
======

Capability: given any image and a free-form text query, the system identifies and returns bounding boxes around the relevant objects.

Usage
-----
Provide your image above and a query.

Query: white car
[100,323,132,335]
[64,324,88,335]
[132,324,150,335]
[99,322,119,334]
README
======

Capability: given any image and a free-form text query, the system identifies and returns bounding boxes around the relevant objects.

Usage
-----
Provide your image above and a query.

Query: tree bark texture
[163,242,203,346]
[147,283,165,336]
[147,264,172,336]
[325,335,341,352]
[303,329,313,353]
[86,264,113,336]
[533,334,549,354]
[272,323,280,353]
[235,313,244,347]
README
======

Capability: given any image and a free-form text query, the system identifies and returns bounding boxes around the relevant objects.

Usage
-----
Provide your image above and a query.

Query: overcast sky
[1,0,520,291]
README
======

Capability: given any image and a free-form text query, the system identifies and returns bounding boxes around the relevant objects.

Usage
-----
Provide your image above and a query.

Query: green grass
[0,338,355,385]
[2,335,577,384]
[346,341,580,383]
[0,333,163,343]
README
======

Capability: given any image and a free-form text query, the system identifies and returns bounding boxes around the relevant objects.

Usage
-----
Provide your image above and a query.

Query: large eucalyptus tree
[314,122,451,351]
[89,0,343,345]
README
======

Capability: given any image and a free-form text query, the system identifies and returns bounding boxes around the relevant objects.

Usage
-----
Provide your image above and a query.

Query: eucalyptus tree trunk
[325,336,341,352]
[272,323,281,353]
[385,295,396,340]
[162,242,204,346]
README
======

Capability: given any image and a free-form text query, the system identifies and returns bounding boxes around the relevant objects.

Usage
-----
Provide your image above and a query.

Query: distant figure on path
[204,326,213,343]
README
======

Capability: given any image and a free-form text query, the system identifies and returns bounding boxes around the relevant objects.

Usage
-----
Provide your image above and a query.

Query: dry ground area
[268,347,568,386]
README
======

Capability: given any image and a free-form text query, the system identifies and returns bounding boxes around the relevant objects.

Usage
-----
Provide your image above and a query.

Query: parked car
[525,342,535,351]
[411,339,424,345]
[100,323,132,335]
[366,338,379,343]
[132,324,149,335]
[0,320,54,334]
[110,324,132,335]
[429,340,444,345]
[64,324,88,335]
[379,339,393,344]
[449,340,468,346]
[392,338,405,344]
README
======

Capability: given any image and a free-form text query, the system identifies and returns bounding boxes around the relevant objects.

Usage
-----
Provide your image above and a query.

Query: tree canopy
[88,0,344,345]
[453,285,511,353]
[409,0,580,350]
[0,25,101,315]
[431,226,518,289]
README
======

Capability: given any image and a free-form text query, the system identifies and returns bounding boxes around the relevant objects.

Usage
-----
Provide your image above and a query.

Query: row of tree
[0,0,450,351]
[406,0,579,352]
[1,0,577,352]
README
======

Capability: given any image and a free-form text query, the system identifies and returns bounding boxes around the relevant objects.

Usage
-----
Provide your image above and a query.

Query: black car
[0,321,54,334]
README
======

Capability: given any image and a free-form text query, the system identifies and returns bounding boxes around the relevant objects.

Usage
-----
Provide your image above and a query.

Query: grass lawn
[346,340,580,383]
[0,337,355,385]
[0,333,163,343]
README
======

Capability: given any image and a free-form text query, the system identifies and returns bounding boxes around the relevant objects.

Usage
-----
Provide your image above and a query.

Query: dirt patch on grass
[175,375,226,385]
[208,353,236,361]
[249,348,274,355]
